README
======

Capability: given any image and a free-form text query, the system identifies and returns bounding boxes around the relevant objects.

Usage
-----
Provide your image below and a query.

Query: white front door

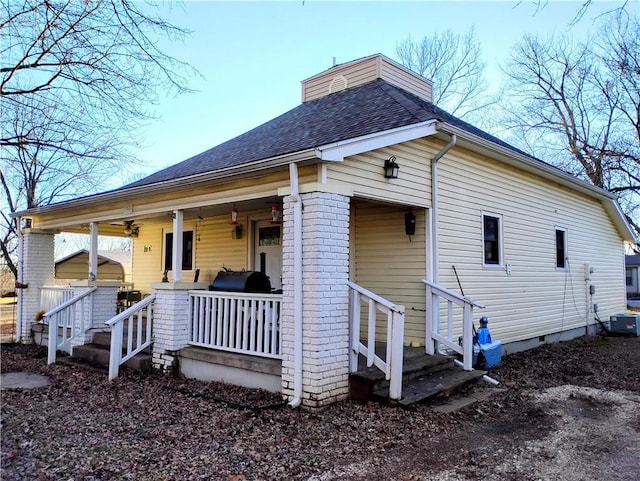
[254,220,282,291]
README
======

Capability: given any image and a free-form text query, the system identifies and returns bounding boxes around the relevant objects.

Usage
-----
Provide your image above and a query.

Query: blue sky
[129,0,621,182]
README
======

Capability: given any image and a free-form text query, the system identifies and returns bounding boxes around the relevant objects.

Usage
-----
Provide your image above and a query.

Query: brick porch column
[151,282,207,374]
[17,229,55,343]
[67,281,121,345]
[281,192,351,409]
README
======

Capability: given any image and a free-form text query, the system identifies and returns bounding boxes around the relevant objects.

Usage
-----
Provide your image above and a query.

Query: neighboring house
[55,250,131,284]
[13,54,636,409]
[626,255,640,298]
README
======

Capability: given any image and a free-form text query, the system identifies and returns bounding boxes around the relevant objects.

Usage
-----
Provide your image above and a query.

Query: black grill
[210,269,272,293]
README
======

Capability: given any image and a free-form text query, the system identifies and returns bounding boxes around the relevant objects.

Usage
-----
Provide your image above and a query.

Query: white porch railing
[423,280,485,371]
[105,294,155,381]
[40,286,75,327]
[46,287,97,365]
[189,291,283,359]
[348,281,405,401]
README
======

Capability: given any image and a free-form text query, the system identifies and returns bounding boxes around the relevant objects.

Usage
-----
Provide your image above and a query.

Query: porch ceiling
[46,194,283,237]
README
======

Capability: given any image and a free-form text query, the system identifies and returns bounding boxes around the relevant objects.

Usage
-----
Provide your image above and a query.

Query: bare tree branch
[501,10,639,240]
[0,0,199,277]
[395,28,499,124]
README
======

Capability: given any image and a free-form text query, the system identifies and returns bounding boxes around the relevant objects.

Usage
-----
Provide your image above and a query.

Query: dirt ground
[1,334,639,481]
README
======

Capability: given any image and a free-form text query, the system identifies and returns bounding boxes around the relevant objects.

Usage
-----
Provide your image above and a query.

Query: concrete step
[72,343,152,372]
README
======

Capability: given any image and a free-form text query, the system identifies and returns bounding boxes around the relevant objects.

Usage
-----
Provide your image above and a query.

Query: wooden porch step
[349,345,487,406]
[373,366,487,407]
[349,345,454,402]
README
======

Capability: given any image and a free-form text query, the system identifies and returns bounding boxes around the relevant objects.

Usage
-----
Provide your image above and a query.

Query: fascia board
[440,123,636,242]
[14,149,317,218]
[315,120,438,161]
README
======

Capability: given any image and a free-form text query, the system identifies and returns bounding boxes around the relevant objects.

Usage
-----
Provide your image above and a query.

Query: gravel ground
[1,335,639,481]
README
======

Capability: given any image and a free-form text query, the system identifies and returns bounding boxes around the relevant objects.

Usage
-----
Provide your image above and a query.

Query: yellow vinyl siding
[436,147,626,343]
[131,223,163,293]
[353,200,427,343]
[131,209,274,293]
[326,139,435,207]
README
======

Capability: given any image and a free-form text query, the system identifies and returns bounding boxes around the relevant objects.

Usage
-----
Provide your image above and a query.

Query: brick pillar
[151,283,196,374]
[66,283,119,345]
[281,192,351,409]
[17,229,55,343]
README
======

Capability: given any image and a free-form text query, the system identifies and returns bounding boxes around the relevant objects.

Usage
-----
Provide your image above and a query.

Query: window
[482,213,502,266]
[164,230,193,271]
[627,268,633,287]
[555,228,567,269]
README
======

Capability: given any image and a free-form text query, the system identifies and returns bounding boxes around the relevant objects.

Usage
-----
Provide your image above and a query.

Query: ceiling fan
[123,220,139,238]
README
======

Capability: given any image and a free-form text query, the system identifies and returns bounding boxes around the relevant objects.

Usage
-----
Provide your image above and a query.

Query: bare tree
[517,0,632,25]
[502,11,639,246]
[0,0,197,277]
[395,28,497,123]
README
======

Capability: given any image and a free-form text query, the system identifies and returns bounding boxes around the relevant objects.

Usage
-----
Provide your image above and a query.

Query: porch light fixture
[230,207,239,225]
[384,156,399,179]
[270,205,282,224]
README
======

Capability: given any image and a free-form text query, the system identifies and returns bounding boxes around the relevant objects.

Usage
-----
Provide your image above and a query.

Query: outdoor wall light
[384,155,399,179]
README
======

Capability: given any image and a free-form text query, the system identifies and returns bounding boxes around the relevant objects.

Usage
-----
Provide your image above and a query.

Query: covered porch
[16,173,482,409]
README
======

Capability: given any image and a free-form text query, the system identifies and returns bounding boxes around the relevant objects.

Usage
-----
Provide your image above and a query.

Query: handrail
[348,282,405,400]
[347,281,402,311]
[422,279,485,371]
[107,294,155,381]
[422,280,485,309]
[46,287,98,365]
[45,287,97,318]
[40,286,74,313]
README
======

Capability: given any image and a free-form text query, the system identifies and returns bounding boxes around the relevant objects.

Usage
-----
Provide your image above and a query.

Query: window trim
[555,226,568,270]
[481,211,503,268]
[163,229,195,272]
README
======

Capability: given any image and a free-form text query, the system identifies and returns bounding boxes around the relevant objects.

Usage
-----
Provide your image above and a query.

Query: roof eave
[14,148,318,218]
[315,120,438,161]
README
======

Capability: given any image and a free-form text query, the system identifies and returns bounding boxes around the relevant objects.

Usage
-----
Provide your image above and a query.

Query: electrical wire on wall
[561,258,585,335]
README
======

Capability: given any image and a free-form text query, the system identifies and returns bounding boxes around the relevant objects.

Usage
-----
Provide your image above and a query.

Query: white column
[88,222,99,281]
[172,210,183,282]
[281,192,351,409]
[17,229,55,343]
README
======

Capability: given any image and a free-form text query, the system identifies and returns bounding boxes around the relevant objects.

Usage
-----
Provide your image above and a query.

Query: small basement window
[482,213,502,266]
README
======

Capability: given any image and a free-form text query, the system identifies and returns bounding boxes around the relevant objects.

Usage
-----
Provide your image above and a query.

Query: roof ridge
[377,80,436,123]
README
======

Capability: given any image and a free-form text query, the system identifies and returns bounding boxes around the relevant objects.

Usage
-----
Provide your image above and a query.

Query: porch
[36,277,486,406]
[18,186,486,409]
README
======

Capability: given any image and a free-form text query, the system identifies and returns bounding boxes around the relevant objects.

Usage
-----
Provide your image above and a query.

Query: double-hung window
[164,230,194,271]
[482,212,503,267]
[555,227,567,269]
